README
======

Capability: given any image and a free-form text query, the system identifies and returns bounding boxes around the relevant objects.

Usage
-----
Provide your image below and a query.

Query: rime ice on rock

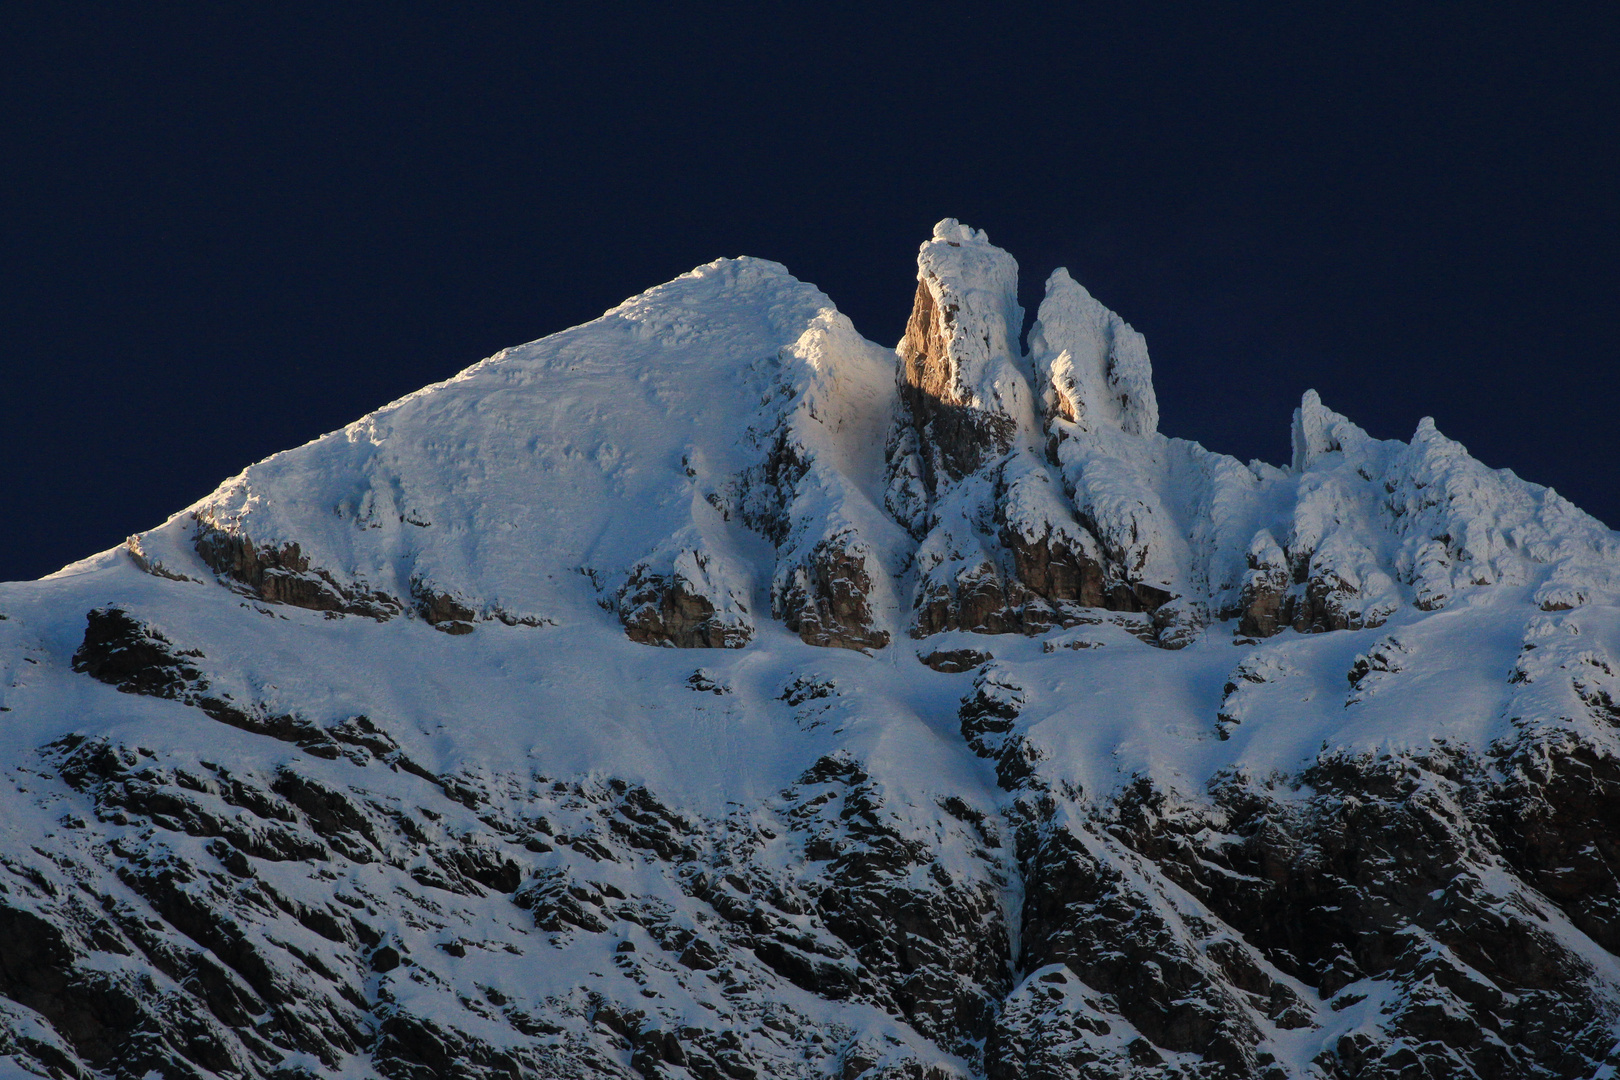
[1027,264,1196,631]
[896,218,1033,482]
[1028,267,1158,437]
[888,222,1147,639]
[1290,388,1376,472]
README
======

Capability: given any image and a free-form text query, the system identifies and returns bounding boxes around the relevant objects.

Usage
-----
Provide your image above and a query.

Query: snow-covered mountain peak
[600,255,813,342]
[1289,388,1381,472]
[898,220,1031,480]
[1028,266,1158,437]
[102,221,1620,658]
[4,222,1620,1080]
[929,216,987,244]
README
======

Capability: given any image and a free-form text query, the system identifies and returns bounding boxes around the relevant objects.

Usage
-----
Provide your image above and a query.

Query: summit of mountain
[1,222,1618,1079]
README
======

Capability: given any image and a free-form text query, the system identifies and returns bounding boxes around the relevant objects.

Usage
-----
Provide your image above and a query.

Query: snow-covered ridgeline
[113,218,1617,648]
[1,219,1618,1080]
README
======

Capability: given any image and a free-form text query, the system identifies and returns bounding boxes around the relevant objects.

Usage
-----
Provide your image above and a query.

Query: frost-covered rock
[897,219,1032,483]
[1028,266,1158,438]
[1028,269,1196,630]
[887,224,1147,640]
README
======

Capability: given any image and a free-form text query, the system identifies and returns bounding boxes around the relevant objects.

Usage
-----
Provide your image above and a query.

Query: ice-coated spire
[1027,267,1158,437]
[896,218,1031,481]
[1290,389,1375,472]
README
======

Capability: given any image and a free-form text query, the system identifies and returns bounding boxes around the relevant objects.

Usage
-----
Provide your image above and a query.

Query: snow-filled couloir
[1,220,1619,1080]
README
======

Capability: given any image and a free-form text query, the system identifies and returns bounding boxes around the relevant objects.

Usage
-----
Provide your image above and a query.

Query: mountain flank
[1,221,1618,1079]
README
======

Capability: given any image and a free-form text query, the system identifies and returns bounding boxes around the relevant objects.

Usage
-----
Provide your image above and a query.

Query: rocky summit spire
[1027,267,1158,436]
[885,221,1171,640]
[897,219,1032,484]
[1290,388,1374,472]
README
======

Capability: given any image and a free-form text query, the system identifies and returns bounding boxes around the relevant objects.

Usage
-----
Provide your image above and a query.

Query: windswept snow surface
[2,223,1619,1079]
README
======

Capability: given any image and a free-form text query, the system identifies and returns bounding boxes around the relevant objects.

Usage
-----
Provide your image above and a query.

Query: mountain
[2,220,1619,1080]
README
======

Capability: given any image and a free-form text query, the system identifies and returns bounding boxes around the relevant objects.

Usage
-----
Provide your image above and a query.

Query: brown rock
[1283,571,1386,634]
[918,648,993,673]
[193,517,403,620]
[898,277,1017,485]
[910,552,1109,641]
[1237,539,1290,638]
[776,538,890,651]
[619,568,751,649]
[410,578,477,627]
[1002,524,1107,609]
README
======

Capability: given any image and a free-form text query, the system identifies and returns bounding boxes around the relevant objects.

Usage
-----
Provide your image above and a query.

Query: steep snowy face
[125,257,912,652]
[742,310,912,651]
[1026,268,1191,628]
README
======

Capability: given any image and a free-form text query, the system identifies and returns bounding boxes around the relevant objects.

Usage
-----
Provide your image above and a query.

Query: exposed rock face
[957,666,1047,791]
[194,518,404,620]
[899,278,1011,485]
[918,647,992,673]
[72,607,203,698]
[980,744,1620,1079]
[1,662,1019,1079]
[956,619,1620,1079]
[774,535,890,651]
[409,578,478,634]
[897,220,1027,485]
[911,553,1031,639]
[885,225,1202,646]
[1001,517,1107,612]
[1236,532,1290,637]
[12,665,1620,1079]
[191,520,526,637]
[617,549,753,649]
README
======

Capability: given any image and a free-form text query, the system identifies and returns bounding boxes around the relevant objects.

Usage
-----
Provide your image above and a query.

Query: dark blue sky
[3,4,1616,581]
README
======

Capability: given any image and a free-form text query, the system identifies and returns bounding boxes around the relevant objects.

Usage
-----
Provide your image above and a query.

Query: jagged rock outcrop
[194,518,404,620]
[1236,532,1290,637]
[774,536,889,651]
[886,223,1158,641]
[72,607,204,698]
[408,578,479,634]
[617,542,754,649]
[897,220,1028,484]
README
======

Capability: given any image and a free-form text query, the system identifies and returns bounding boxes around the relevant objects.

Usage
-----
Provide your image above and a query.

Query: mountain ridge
[1,221,1618,1079]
